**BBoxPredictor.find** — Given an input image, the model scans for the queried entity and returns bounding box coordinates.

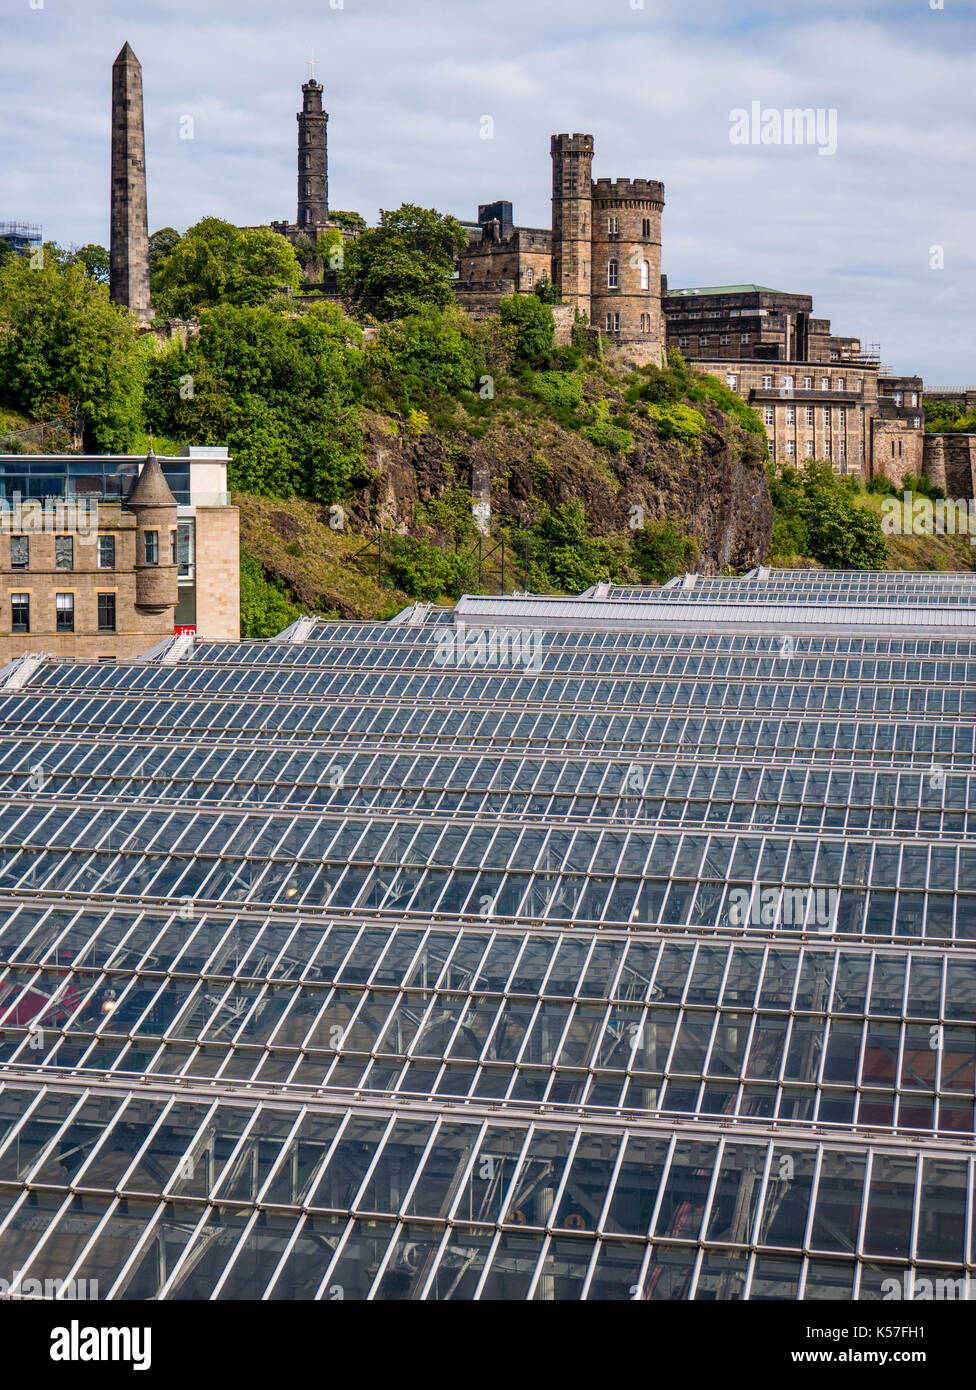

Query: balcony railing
[750,388,862,403]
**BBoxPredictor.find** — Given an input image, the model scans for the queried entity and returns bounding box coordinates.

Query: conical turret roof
[127,450,176,508]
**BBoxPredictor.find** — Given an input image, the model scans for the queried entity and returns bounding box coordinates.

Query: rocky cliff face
[353,396,773,573]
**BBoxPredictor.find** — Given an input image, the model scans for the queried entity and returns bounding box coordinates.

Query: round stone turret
[298,78,329,229]
[127,450,178,614]
[590,176,665,354]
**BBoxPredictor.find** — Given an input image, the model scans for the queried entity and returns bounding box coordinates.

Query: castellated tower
[110,43,153,323]
[590,176,665,359]
[551,134,594,313]
[297,79,329,230]
[550,136,665,363]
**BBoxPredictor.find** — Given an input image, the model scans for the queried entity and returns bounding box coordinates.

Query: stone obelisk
[110,42,153,323]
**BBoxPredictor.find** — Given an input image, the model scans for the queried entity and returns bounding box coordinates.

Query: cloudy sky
[2,0,973,382]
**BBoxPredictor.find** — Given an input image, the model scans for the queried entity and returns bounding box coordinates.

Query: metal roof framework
[0,569,974,1299]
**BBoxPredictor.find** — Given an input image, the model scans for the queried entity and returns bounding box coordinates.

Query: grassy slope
[236,491,414,619]
[0,405,35,433]
[857,492,976,572]
[774,491,976,572]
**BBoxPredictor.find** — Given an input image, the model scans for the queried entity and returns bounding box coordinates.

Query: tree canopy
[152,218,301,317]
[69,244,111,284]
[329,210,367,232]
[149,227,182,285]
[338,204,468,321]
[0,244,143,449]
[769,459,888,568]
[925,397,976,434]
[143,301,366,502]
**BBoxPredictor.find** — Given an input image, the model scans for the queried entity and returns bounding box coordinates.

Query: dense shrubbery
[643,401,705,444]
[382,536,481,602]
[0,245,144,450]
[769,460,888,568]
[362,307,484,410]
[527,370,584,415]
[152,219,301,317]
[901,472,947,502]
[517,501,634,592]
[580,398,634,454]
[924,399,976,434]
[240,548,303,638]
[626,351,767,451]
[144,302,367,502]
[631,518,700,583]
[498,294,556,364]
[694,373,767,438]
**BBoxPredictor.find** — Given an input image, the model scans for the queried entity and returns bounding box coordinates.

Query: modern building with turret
[0,448,239,661]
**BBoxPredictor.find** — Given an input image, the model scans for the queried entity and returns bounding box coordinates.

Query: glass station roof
[1,570,975,1300]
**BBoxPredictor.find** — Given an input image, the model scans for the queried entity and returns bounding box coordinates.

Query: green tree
[144,301,366,502]
[153,218,301,317]
[770,460,887,568]
[362,307,483,408]
[338,204,468,320]
[924,398,976,434]
[498,293,556,364]
[0,243,142,449]
[519,500,632,593]
[329,210,367,232]
[383,536,480,602]
[149,227,182,284]
[70,244,110,284]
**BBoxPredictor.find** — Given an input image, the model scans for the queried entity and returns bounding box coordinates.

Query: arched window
[640,259,650,290]
[527,268,534,287]
[608,260,619,289]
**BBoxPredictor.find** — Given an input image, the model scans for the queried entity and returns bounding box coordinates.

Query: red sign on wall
[174,625,197,637]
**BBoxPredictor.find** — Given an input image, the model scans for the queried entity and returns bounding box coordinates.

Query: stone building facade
[870,418,927,486]
[583,173,665,359]
[0,449,239,663]
[700,357,975,496]
[455,202,553,313]
[666,286,869,365]
[924,434,976,497]
[701,358,882,477]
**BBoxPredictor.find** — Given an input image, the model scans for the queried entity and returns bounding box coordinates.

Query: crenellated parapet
[592,176,666,205]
